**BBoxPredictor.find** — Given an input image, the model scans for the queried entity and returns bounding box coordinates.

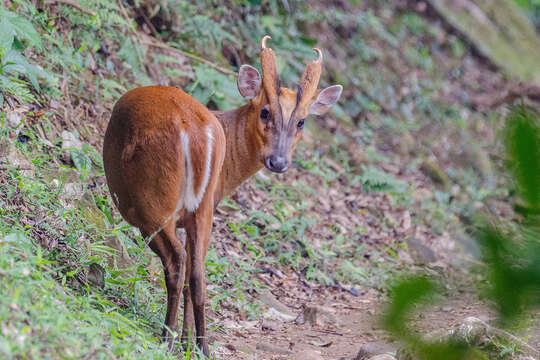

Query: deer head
[237,36,343,173]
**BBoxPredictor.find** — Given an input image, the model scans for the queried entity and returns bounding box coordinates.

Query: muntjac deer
[103,36,342,356]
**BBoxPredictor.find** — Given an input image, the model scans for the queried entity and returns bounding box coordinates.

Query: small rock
[61,130,83,150]
[295,305,337,327]
[442,306,453,312]
[61,150,72,165]
[397,250,414,265]
[294,350,324,360]
[222,319,242,329]
[258,290,296,321]
[395,347,414,360]
[255,342,293,355]
[7,111,23,128]
[59,183,86,208]
[405,238,438,265]
[87,263,105,288]
[261,320,278,331]
[453,317,488,344]
[354,341,399,359]
[349,286,360,296]
[0,138,34,175]
[104,236,134,270]
[264,307,297,322]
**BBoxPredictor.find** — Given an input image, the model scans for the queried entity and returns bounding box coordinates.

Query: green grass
[0,0,522,358]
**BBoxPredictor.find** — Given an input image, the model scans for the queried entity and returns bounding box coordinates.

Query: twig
[141,39,238,76]
[471,82,540,110]
[313,329,344,336]
[116,0,146,67]
[487,326,540,358]
[0,165,33,170]
[134,7,159,37]
[45,0,96,16]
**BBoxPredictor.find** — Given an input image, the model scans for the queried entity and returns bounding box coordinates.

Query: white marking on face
[177,126,214,212]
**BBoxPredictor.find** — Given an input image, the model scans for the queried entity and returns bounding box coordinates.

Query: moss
[420,157,451,187]
[428,0,540,84]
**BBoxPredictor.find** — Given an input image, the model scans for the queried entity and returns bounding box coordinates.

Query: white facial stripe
[176,125,214,212]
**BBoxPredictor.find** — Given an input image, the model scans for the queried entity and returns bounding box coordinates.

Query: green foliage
[504,106,540,212]
[478,105,540,323]
[0,7,50,103]
[2,1,537,359]
[359,165,408,193]
[383,276,436,335]
[182,15,237,51]
[0,232,176,359]
[191,64,243,109]
[513,0,540,11]
[383,106,540,359]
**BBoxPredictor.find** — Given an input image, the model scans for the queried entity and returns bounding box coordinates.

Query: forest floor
[1,1,539,359]
[212,281,495,359]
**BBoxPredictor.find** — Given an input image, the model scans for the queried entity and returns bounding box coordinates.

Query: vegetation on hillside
[0,0,539,359]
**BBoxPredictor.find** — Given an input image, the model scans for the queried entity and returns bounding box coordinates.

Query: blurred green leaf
[504,105,540,211]
[383,276,435,335]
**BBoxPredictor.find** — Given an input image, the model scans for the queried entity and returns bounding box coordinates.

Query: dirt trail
[212,289,494,359]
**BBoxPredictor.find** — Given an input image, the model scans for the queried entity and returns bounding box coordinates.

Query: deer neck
[213,104,263,202]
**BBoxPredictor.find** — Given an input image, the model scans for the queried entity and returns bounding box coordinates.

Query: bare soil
[212,289,495,359]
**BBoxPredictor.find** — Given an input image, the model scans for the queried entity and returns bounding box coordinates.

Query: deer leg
[146,223,186,351]
[184,200,214,357]
[181,240,195,346]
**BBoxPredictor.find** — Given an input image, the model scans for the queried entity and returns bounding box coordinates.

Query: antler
[297,48,323,112]
[260,36,283,125]
[261,35,271,49]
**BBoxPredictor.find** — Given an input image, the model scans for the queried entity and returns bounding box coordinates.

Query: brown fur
[103,42,337,358]
[103,86,225,355]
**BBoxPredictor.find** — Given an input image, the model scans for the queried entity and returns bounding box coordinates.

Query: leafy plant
[382,105,540,359]
[0,7,49,103]
[359,165,407,193]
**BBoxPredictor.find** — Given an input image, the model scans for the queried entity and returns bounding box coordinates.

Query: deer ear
[237,65,262,99]
[309,85,343,115]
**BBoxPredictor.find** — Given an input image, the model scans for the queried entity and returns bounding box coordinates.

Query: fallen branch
[45,0,96,16]
[471,82,540,110]
[141,39,238,77]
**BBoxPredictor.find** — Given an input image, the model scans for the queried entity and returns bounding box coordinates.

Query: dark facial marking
[260,107,270,125]
[296,85,303,105]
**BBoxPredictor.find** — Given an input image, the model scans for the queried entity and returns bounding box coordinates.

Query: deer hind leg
[184,197,214,357]
[181,239,195,346]
[181,224,213,347]
[145,221,186,351]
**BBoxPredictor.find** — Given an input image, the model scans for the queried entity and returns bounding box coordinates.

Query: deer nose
[265,155,289,173]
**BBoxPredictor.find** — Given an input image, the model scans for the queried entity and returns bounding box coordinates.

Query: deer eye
[297,119,305,129]
[260,108,270,122]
